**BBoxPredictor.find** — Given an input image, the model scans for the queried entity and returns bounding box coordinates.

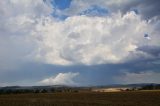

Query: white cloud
[39,72,79,85]
[32,11,160,65]
[0,0,52,36]
[115,71,160,84]
[0,0,53,70]
[0,0,160,67]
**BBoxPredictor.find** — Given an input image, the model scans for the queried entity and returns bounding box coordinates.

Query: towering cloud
[32,11,160,65]
[39,72,79,85]
[1,0,159,66]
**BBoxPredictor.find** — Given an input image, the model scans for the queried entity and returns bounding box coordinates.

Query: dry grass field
[0,91,160,106]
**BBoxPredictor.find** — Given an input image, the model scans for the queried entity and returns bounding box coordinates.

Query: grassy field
[0,91,160,106]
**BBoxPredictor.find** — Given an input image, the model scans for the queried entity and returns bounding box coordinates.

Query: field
[0,91,160,106]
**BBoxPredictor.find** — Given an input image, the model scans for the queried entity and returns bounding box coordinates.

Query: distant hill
[0,83,159,94]
[0,83,160,89]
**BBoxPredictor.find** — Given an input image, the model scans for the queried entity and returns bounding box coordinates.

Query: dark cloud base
[1,46,159,86]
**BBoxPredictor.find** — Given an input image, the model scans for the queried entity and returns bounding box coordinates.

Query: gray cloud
[115,71,160,84]
[137,45,160,57]
[64,0,160,20]
[0,51,159,86]
[118,0,160,20]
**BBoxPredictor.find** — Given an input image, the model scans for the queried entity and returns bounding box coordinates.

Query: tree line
[0,87,79,94]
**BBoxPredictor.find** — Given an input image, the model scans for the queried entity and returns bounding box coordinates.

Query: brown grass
[0,91,160,106]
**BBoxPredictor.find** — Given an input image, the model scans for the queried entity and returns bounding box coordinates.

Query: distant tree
[41,89,47,93]
[0,89,5,94]
[51,88,55,93]
[34,89,40,93]
[5,89,13,94]
[142,84,154,90]
[155,84,160,89]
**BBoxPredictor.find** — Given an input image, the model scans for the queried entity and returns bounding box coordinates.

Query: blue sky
[51,0,109,20]
[53,0,71,10]
[0,0,160,86]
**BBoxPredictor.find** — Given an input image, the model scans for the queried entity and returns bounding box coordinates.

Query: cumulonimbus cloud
[32,11,160,65]
[0,0,160,67]
[0,0,160,86]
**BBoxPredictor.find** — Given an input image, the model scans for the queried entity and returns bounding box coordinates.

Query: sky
[0,0,160,86]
